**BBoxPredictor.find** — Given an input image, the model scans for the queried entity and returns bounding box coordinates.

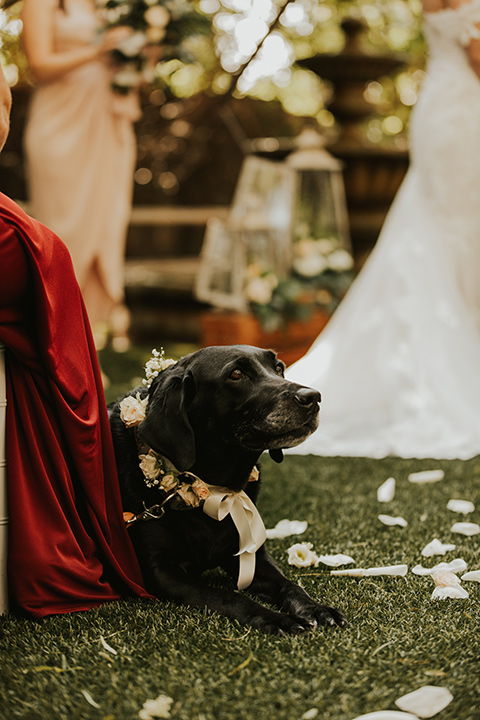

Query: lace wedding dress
[286,1,480,459]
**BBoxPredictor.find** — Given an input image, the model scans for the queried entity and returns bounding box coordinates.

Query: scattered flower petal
[395,686,453,718]
[408,469,444,484]
[332,564,408,577]
[266,519,308,539]
[287,542,320,568]
[350,712,418,720]
[364,564,408,577]
[138,694,174,720]
[412,558,467,576]
[461,570,480,582]
[318,553,355,567]
[431,585,469,599]
[450,521,480,536]
[331,567,365,577]
[377,477,396,503]
[431,569,460,587]
[100,635,117,655]
[302,709,319,720]
[447,499,475,514]
[81,690,101,709]
[378,514,408,527]
[421,538,456,557]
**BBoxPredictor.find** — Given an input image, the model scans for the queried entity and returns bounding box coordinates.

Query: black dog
[109,345,347,634]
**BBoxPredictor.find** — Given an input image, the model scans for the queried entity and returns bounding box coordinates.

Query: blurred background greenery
[0,0,425,206]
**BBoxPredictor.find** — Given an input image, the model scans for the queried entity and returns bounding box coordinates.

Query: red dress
[0,193,150,618]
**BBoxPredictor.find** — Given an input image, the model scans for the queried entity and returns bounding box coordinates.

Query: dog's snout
[294,387,321,408]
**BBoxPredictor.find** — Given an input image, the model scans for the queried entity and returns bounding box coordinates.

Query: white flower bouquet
[97,0,210,93]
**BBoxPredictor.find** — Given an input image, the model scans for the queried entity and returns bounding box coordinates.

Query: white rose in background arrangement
[245,276,274,305]
[327,249,354,272]
[315,238,337,255]
[119,394,148,427]
[293,254,328,278]
[295,238,319,258]
[287,542,320,568]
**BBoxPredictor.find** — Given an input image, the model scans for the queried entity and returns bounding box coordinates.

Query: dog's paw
[248,609,314,635]
[296,603,348,629]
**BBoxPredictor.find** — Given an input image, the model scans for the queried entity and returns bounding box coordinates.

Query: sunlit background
[0,0,426,207]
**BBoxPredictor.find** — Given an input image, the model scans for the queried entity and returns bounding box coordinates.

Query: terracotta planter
[201,309,330,367]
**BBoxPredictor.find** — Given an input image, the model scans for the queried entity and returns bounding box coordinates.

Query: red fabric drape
[0,193,151,618]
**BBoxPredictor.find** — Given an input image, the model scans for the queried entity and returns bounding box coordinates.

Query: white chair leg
[0,343,8,614]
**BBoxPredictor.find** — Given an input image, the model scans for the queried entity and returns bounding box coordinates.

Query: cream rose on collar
[119,393,148,428]
[139,450,162,482]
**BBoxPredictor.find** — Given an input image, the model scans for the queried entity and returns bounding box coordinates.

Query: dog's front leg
[140,559,315,635]
[247,547,348,629]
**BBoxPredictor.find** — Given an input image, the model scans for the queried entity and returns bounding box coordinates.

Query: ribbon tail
[237,552,256,591]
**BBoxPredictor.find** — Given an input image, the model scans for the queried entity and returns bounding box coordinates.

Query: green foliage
[1,453,479,719]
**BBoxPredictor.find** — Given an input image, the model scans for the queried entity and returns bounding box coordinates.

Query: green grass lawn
[1,347,479,720]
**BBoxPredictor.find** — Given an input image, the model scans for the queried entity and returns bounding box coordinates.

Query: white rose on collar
[139,451,162,481]
[120,393,148,428]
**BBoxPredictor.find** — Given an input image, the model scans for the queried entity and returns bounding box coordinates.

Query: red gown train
[0,192,150,618]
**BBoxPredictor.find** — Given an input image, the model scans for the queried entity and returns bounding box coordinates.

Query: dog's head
[137,345,320,473]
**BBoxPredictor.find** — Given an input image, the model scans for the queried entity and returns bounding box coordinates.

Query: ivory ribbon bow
[203,486,267,590]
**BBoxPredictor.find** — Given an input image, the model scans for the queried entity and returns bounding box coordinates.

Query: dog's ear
[137,369,196,471]
[269,449,284,463]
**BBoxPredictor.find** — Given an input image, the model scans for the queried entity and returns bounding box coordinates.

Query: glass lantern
[195,129,352,317]
[195,155,291,312]
[286,127,350,254]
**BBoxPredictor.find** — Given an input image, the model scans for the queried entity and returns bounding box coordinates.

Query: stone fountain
[298,18,410,264]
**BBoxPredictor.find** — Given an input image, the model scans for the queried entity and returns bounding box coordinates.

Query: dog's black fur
[109,345,347,634]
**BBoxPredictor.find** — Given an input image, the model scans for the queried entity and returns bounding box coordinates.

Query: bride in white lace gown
[286,0,480,459]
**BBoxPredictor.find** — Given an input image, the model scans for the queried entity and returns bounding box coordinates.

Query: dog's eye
[275,363,284,376]
[229,368,244,380]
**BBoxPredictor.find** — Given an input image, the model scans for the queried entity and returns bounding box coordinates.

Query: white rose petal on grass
[301,709,319,720]
[138,694,174,720]
[447,499,475,514]
[351,711,419,720]
[266,519,308,539]
[331,567,365,577]
[377,477,396,502]
[378,514,408,527]
[287,543,320,568]
[431,585,469,600]
[331,564,408,577]
[421,538,456,557]
[461,569,480,582]
[450,521,480,536]
[412,558,467,576]
[318,553,355,567]
[430,569,461,587]
[99,635,117,655]
[395,686,453,718]
[408,469,444,484]
[81,690,101,709]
